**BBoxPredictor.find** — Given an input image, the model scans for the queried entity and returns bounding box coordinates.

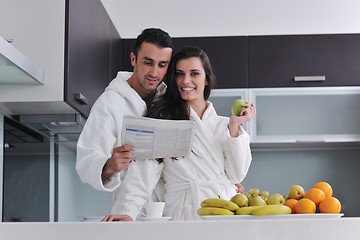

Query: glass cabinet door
[208,89,249,131]
[249,87,360,143]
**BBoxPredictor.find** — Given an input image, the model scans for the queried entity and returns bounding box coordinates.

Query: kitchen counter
[1,217,359,240]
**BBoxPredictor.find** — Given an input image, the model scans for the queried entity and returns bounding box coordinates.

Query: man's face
[131,42,172,95]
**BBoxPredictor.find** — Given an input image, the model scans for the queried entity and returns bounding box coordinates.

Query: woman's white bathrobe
[76,71,166,198]
[111,102,252,220]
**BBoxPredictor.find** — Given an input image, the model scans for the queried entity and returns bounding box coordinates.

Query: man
[76,28,173,195]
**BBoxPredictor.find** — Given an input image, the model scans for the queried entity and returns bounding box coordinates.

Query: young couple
[76,28,256,221]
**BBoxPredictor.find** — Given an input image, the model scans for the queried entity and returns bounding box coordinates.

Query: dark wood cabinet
[248,34,360,88]
[173,37,248,89]
[121,37,248,88]
[65,0,122,117]
[115,34,360,95]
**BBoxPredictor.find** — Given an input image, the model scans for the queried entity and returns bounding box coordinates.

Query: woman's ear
[130,52,136,67]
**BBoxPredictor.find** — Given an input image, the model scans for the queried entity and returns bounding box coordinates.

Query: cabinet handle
[75,93,89,105]
[294,76,326,82]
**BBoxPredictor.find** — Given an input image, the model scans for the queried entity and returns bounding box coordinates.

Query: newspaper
[121,115,195,160]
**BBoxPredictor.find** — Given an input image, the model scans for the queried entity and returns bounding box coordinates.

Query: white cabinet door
[208,89,250,131]
[249,87,360,143]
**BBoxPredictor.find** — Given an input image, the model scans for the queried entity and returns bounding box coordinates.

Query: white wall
[101,0,360,38]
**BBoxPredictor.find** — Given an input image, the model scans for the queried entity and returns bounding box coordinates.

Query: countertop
[1,217,359,240]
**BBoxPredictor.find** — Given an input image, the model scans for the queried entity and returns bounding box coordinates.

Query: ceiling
[100,0,360,39]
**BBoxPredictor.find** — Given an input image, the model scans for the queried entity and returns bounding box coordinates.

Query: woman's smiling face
[175,57,208,105]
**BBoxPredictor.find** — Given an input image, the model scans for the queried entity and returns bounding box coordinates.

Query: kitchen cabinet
[248,86,360,144]
[0,0,122,118]
[122,36,248,88]
[65,0,122,116]
[208,87,360,146]
[173,37,248,89]
[248,34,360,88]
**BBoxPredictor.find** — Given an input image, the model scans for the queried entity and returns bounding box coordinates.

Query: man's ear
[130,52,136,67]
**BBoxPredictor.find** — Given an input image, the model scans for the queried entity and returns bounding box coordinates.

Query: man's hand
[101,145,136,182]
[235,183,245,193]
[101,215,133,222]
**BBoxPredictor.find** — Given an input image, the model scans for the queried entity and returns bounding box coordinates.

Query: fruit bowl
[201,213,344,220]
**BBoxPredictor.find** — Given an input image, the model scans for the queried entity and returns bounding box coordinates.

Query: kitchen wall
[243,149,360,217]
[101,0,360,38]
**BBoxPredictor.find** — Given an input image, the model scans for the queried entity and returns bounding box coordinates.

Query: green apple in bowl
[231,99,250,116]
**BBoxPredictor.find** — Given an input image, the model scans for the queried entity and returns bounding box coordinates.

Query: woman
[104,46,256,221]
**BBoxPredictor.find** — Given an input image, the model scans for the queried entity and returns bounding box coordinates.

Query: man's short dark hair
[133,28,173,58]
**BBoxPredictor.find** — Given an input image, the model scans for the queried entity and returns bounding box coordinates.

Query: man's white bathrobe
[111,102,252,220]
[76,71,166,201]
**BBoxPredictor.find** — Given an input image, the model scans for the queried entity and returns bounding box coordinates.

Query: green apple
[231,193,249,208]
[288,185,305,200]
[249,195,267,206]
[266,193,285,205]
[231,99,250,116]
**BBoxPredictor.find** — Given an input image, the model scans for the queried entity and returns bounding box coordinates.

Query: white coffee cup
[140,202,165,218]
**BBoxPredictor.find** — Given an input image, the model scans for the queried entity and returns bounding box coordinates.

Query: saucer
[138,216,172,222]
[82,216,104,222]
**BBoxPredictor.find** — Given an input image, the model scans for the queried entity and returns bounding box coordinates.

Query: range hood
[18,114,86,142]
[0,36,44,85]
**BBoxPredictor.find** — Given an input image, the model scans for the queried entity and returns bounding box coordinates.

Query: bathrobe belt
[166,177,233,218]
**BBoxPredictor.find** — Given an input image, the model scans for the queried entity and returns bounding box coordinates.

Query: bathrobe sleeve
[110,159,164,221]
[76,92,127,192]
[223,125,252,184]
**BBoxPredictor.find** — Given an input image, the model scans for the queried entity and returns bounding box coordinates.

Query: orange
[285,199,298,214]
[319,197,341,213]
[313,182,333,198]
[304,188,326,206]
[294,198,316,214]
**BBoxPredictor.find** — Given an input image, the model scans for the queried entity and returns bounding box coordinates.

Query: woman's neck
[189,100,207,119]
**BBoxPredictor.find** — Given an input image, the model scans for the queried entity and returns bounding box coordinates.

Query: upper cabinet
[65,0,122,117]
[122,36,248,88]
[172,37,248,89]
[247,86,360,146]
[248,34,360,88]
[0,0,122,118]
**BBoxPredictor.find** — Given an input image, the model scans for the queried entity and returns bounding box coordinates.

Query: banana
[236,206,263,215]
[200,198,240,211]
[197,207,235,216]
[251,205,292,216]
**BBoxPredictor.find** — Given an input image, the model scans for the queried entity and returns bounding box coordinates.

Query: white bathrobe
[111,102,252,220]
[76,72,166,199]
